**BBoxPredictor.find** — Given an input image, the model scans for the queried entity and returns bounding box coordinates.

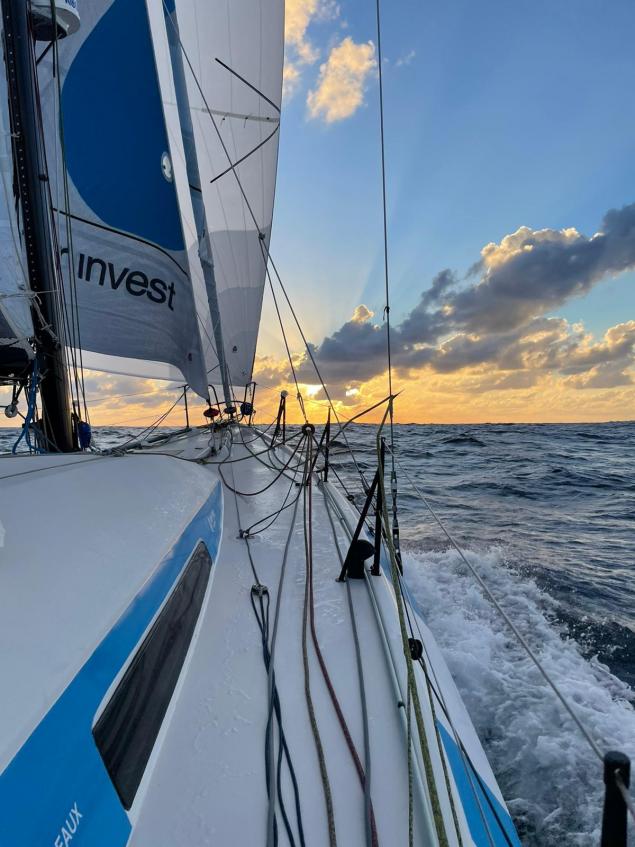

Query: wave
[441,435,487,446]
[403,545,635,846]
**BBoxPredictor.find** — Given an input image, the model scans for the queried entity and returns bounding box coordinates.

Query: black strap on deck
[337,449,386,582]
[272,391,287,443]
[322,411,331,482]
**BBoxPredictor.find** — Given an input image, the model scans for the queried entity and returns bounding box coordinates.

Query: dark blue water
[2,421,633,844]
[335,422,635,683]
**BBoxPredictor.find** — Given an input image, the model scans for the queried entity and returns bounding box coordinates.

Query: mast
[162,5,233,413]
[2,0,73,450]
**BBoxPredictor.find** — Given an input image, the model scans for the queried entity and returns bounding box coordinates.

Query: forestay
[37,0,213,397]
[173,0,284,387]
[0,42,34,373]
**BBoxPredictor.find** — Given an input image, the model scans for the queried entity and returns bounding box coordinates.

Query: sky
[4,0,635,428]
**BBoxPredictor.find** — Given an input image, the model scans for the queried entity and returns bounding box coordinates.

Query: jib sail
[167,0,284,387]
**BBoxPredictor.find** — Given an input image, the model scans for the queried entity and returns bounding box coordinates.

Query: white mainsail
[0,43,34,369]
[37,0,215,397]
[171,0,284,387]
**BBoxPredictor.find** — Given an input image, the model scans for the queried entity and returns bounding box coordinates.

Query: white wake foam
[403,545,635,846]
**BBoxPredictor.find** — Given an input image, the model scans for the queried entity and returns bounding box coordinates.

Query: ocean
[1,421,633,845]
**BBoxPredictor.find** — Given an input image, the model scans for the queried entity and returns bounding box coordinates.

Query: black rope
[249,586,305,847]
[225,432,307,847]
[218,434,304,497]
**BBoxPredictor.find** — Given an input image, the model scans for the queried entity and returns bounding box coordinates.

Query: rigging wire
[373,0,395,456]
[265,264,306,421]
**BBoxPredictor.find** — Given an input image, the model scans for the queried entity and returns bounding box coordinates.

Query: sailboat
[0,2,629,845]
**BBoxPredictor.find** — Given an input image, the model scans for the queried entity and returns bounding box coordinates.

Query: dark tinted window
[93,542,212,809]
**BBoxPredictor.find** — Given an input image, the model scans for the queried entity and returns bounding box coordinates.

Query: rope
[396,569,498,845]
[203,429,303,465]
[386,444,606,763]
[301,435,337,847]
[218,434,304,497]
[616,772,635,825]
[12,361,42,454]
[376,405,450,847]
[238,436,304,536]
[265,475,304,847]
[102,391,187,454]
[322,486,379,847]
[0,453,109,481]
[227,437,307,847]
[406,681,413,847]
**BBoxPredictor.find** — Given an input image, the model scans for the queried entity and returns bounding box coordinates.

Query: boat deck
[130,426,428,845]
[0,425,519,846]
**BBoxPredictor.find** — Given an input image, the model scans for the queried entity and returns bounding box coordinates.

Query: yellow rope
[375,403,450,847]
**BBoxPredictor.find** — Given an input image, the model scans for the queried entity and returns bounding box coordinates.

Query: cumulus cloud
[351,304,374,322]
[293,202,635,393]
[455,205,635,334]
[283,0,339,100]
[307,37,376,123]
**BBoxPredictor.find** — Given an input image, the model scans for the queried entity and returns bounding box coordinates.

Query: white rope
[615,772,635,825]
[386,445,606,762]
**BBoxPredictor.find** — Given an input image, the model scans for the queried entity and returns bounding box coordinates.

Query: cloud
[283,0,340,100]
[292,202,635,393]
[307,37,376,123]
[395,49,416,68]
[351,304,374,322]
[454,204,635,334]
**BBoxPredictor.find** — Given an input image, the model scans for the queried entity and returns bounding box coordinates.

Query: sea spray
[404,545,635,846]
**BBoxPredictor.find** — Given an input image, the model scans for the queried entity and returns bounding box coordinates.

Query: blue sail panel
[38,0,209,397]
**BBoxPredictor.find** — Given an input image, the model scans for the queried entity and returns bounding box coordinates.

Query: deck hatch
[93,542,212,810]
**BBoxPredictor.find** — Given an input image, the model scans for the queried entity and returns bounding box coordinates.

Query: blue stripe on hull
[438,721,521,846]
[0,482,223,846]
[377,549,520,845]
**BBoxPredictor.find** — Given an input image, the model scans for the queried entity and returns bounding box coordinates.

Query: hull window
[93,542,212,810]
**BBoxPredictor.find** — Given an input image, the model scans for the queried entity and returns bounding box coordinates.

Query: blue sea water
[1,421,633,845]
